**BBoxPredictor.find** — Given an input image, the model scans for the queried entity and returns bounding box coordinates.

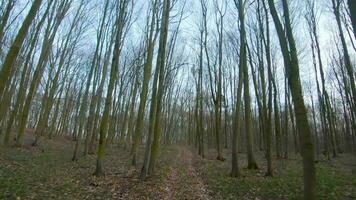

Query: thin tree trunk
[147,0,171,176]
[94,0,129,176]
[0,0,43,98]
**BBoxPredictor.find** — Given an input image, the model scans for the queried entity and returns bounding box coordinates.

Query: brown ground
[1,130,355,200]
[163,146,211,200]
[0,130,212,200]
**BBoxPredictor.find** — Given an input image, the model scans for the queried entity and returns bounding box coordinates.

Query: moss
[198,156,356,200]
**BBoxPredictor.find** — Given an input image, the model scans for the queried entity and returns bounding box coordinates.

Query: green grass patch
[198,156,356,200]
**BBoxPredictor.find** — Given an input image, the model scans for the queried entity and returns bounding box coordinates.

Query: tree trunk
[147,0,171,176]
[267,0,316,198]
[0,0,43,98]
[94,0,128,176]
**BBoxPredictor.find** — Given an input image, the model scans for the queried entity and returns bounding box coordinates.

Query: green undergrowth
[197,152,356,200]
[0,146,86,199]
[1,138,355,200]
[0,139,173,200]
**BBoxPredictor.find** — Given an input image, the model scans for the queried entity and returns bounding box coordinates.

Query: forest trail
[0,133,215,200]
[163,146,211,200]
[1,133,356,199]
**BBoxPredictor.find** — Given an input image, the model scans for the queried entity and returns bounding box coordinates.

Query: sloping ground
[0,132,355,200]
[0,132,212,199]
[0,139,165,199]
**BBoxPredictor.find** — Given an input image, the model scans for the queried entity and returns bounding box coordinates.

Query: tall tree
[2,2,52,145]
[267,0,316,199]
[94,0,130,176]
[234,0,259,169]
[131,0,159,166]
[0,0,43,99]
[331,0,356,116]
[0,0,15,51]
[147,0,171,176]
[17,0,72,147]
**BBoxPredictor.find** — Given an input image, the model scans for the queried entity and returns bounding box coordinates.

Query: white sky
[2,0,356,109]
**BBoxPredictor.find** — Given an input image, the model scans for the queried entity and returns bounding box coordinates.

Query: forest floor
[0,130,356,200]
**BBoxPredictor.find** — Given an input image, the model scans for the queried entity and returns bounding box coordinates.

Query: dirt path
[165,166,179,199]
[164,146,211,200]
[1,133,211,200]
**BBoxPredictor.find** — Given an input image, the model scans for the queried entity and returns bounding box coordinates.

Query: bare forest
[0,0,356,199]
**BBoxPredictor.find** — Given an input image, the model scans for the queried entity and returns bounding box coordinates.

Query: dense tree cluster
[0,0,355,199]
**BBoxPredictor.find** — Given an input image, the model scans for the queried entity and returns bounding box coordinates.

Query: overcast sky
[3,0,356,107]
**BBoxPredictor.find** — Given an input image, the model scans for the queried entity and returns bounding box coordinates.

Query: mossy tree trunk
[0,0,15,54]
[147,0,171,176]
[2,3,51,145]
[94,0,129,176]
[267,0,316,199]
[131,0,159,166]
[17,1,70,147]
[231,33,243,177]
[235,0,259,170]
[0,0,43,99]
[34,3,83,145]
